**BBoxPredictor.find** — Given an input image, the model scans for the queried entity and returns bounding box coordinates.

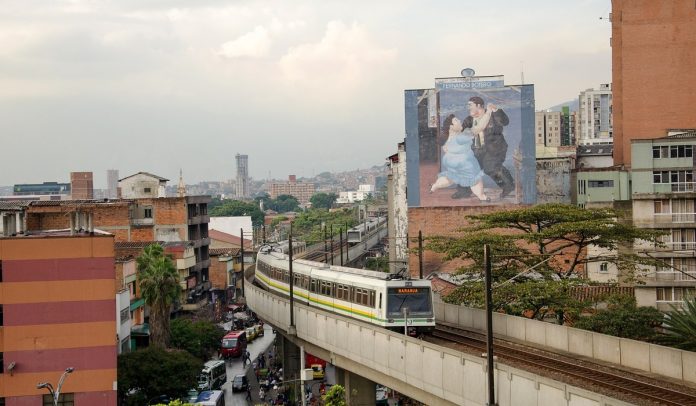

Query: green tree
[138,244,180,348]
[573,295,663,341]
[118,347,202,406]
[322,384,347,406]
[310,192,338,209]
[426,204,665,323]
[210,199,264,226]
[170,318,226,361]
[269,194,301,212]
[658,298,696,350]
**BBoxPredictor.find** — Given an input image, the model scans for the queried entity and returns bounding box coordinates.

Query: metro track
[428,325,696,406]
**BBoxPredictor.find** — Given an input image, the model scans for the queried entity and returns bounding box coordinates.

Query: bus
[220,330,247,358]
[198,360,227,391]
[195,390,225,406]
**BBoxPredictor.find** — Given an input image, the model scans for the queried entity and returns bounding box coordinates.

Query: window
[0,260,3,282]
[653,145,694,159]
[43,393,74,406]
[144,187,152,193]
[599,263,608,273]
[654,199,670,214]
[120,307,130,324]
[144,207,153,219]
[578,180,586,195]
[588,180,614,188]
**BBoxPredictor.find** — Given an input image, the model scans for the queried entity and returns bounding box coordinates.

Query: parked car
[246,326,257,342]
[231,375,249,392]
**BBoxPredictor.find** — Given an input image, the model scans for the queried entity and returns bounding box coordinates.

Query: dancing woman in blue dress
[430,114,489,201]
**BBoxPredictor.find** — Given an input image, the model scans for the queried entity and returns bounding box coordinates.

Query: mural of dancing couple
[405,75,536,208]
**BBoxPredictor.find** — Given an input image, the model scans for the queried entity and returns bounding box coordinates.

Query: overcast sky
[0,0,611,188]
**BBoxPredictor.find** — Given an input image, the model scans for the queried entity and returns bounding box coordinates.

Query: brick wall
[209,255,230,290]
[408,205,585,279]
[151,198,187,225]
[613,0,696,167]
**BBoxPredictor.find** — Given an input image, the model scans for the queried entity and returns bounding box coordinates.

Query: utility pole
[418,230,424,279]
[340,227,344,266]
[240,227,245,299]
[484,244,497,406]
[323,223,328,263]
[330,224,334,265]
[289,223,295,328]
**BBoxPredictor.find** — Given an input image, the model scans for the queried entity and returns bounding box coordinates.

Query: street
[218,322,276,406]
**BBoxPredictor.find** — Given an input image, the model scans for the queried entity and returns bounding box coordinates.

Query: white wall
[210,216,253,237]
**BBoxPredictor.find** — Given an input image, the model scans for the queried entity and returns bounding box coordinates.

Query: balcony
[181,296,209,311]
[188,214,210,225]
[131,218,154,226]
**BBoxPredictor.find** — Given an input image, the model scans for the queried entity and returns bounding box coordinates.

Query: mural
[405,76,536,207]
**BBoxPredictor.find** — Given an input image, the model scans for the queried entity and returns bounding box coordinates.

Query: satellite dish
[461,68,476,77]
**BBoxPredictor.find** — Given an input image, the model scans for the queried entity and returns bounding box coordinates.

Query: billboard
[405,76,536,207]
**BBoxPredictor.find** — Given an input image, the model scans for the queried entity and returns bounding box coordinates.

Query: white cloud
[278,21,397,89]
[217,26,272,59]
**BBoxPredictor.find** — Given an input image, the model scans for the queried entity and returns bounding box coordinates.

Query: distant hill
[544,99,579,112]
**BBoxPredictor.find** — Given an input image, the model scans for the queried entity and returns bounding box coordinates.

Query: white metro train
[346,216,387,244]
[255,244,435,336]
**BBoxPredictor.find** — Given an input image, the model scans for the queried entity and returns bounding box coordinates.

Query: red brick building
[612,0,696,167]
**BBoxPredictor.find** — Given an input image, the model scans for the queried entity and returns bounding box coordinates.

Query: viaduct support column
[335,367,376,406]
[280,335,302,400]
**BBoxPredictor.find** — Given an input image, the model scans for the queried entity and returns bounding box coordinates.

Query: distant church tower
[236,154,249,198]
[177,169,186,197]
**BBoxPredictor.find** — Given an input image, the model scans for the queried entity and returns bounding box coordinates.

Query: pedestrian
[259,387,266,402]
[245,385,252,401]
[255,367,260,382]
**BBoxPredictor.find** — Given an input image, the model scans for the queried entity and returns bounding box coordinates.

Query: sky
[0,0,612,189]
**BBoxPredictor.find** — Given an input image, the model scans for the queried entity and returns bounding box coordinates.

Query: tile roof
[29,199,133,207]
[210,248,241,256]
[115,241,163,249]
[570,285,634,301]
[209,229,252,246]
[0,200,31,211]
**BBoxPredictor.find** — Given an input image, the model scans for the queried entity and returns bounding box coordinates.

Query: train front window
[386,287,432,317]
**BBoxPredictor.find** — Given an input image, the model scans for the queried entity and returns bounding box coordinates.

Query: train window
[370,291,375,307]
[378,293,382,309]
[310,279,316,293]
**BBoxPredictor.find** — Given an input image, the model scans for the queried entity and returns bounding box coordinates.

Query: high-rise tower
[235,154,249,198]
[107,169,119,198]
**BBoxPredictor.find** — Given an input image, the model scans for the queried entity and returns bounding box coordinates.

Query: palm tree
[659,298,696,351]
[137,244,180,348]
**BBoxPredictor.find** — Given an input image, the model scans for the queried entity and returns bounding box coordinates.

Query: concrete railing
[435,298,696,385]
[246,281,631,406]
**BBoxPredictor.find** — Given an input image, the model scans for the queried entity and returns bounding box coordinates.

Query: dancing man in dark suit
[462,96,515,198]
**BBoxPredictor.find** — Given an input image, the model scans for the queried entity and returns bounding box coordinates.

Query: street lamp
[37,367,75,406]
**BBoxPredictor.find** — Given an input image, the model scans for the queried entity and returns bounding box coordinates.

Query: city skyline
[0,0,612,188]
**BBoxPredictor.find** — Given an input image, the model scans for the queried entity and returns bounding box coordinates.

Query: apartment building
[577,84,612,146]
[0,230,117,405]
[630,134,696,309]
[268,175,316,205]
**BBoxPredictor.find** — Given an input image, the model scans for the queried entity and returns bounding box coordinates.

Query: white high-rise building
[577,84,613,145]
[235,154,249,198]
[107,169,119,199]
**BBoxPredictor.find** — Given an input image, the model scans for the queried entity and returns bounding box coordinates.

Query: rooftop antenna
[520,61,525,85]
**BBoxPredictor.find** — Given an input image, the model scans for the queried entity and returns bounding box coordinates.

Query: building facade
[107,169,119,199]
[268,175,316,205]
[386,143,409,273]
[118,172,168,199]
[0,231,117,405]
[70,172,94,200]
[612,0,696,166]
[577,84,613,146]
[235,154,249,199]
[630,134,696,309]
